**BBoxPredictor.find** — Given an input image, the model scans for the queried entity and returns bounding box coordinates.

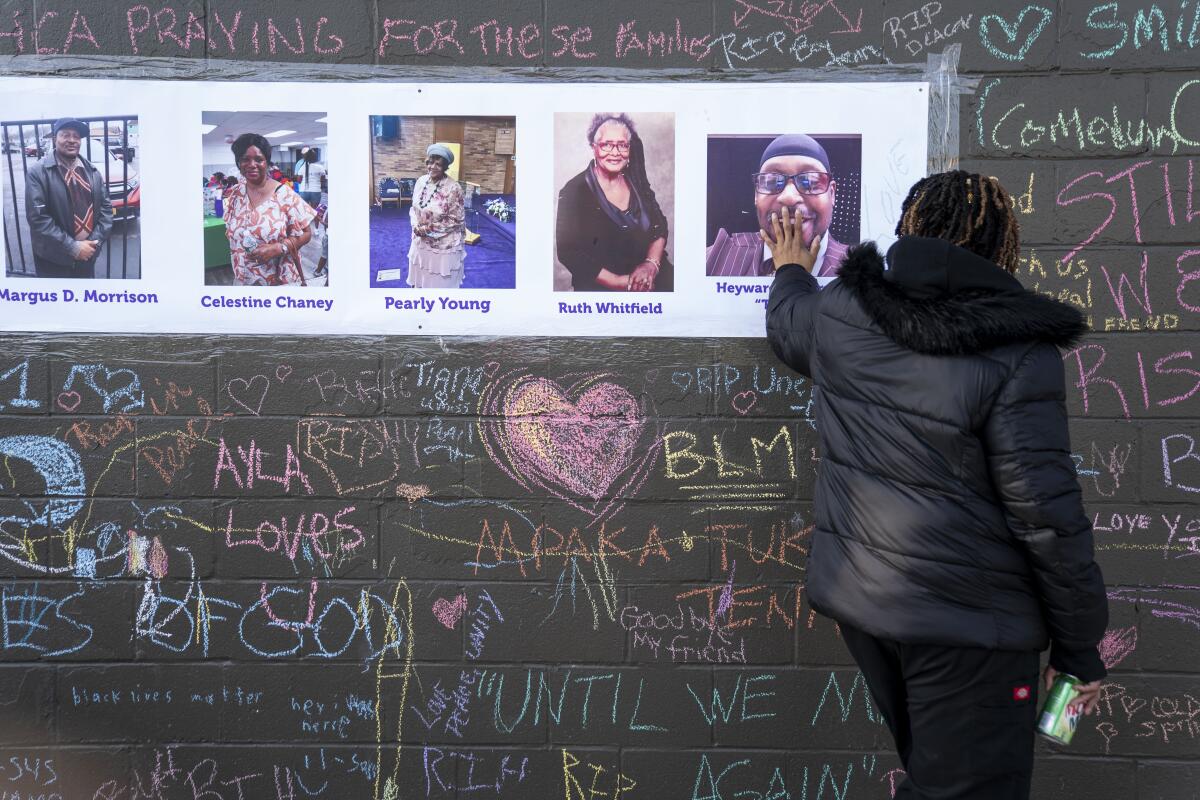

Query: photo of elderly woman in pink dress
[369,115,517,290]
[408,143,466,289]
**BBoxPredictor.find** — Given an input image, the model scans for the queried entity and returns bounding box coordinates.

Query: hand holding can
[1038,672,1082,745]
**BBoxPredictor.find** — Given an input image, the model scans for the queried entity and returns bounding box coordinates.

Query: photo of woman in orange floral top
[224,133,315,287]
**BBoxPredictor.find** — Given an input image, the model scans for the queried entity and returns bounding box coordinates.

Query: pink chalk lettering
[378,18,462,57]
[1056,158,1198,266]
[126,6,150,54]
[378,18,415,56]
[469,20,539,59]
[224,506,363,562]
[732,0,863,35]
[28,9,101,55]
[153,8,183,49]
[550,24,597,59]
[615,18,711,61]
[1064,344,1130,419]
[469,18,499,52]
[1189,159,1200,223]
[260,578,319,629]
[214,436,245,490]
[1163,162,1177,226]
[183,11,205,50]
[1136,352,1151,410]
[267,17,304,55]
[517,22,541,58]
[0,11,25,53]
[1177,249,1200,313]
[211,9,241,53]
[1154,351,1200,407]
[212,436,314,495]
[1104,159,1154,244]
[1099,251,1152,320]
[1056,170,1116,264]
[312,17,343,55]
[437,19,465,54]
[35,11,58,54]
[616,20,644,58]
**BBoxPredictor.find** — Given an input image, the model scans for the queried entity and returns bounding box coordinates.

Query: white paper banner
[1,78,928,336]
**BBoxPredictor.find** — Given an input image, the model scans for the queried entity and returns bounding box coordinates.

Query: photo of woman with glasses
[705,133,860,279]
[554,112,674,292]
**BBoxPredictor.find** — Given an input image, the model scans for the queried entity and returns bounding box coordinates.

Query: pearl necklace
[418,176,442,208]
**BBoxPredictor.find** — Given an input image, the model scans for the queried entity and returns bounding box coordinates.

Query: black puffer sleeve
[982,343,1108,682]
[766,265,821,378]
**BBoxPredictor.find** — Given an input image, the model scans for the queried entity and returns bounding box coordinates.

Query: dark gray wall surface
[1,1,1199,797]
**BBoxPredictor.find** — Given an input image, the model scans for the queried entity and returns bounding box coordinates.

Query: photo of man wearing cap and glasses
[706,133,861,279]
[4,117,127,279]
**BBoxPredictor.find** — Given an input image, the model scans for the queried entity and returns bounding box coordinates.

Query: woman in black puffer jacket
[765,171,1108,800]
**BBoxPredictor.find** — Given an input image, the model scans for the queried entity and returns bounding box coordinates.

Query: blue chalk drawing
[0,435,86,528]
[61,364,145,414]
[1,583,94,656]
[979,6,1053,62]
[0,360,41,411]
[75,548,97,579]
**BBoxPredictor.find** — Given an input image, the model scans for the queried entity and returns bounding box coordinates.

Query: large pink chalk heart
[500,377,643,501]
[478,371,660,524]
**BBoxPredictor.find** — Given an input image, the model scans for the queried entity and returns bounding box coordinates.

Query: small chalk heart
[276,365,293,383]
[57,391,82,412]
[432,594,468,630]
[731,390,758,415]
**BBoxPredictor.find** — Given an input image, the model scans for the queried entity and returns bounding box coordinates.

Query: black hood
[836,236,1088,355]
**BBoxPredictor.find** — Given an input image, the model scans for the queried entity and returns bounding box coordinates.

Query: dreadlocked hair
[895,170,1022,273]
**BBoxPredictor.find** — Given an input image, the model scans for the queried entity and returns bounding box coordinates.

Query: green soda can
[1038,673,1082,745]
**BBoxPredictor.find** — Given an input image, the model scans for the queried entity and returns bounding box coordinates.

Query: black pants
[34,255,97,279]
[840,622,1040,800]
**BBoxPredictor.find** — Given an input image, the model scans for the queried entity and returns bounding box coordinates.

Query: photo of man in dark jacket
[764,171,1109,799]
[25,118,113,279]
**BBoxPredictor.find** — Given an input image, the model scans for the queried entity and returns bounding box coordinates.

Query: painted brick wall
[0,1,1197,798]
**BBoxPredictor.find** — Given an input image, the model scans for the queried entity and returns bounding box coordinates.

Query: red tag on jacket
[1013,685,1031,702]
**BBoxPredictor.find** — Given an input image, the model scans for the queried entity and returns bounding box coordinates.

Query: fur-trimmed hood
[836,236,1088,355]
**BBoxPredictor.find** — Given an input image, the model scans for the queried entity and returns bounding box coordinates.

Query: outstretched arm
[982,344,1109,684]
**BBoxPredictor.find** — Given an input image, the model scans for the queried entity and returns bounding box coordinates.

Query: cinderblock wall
[0,1,1197,797]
